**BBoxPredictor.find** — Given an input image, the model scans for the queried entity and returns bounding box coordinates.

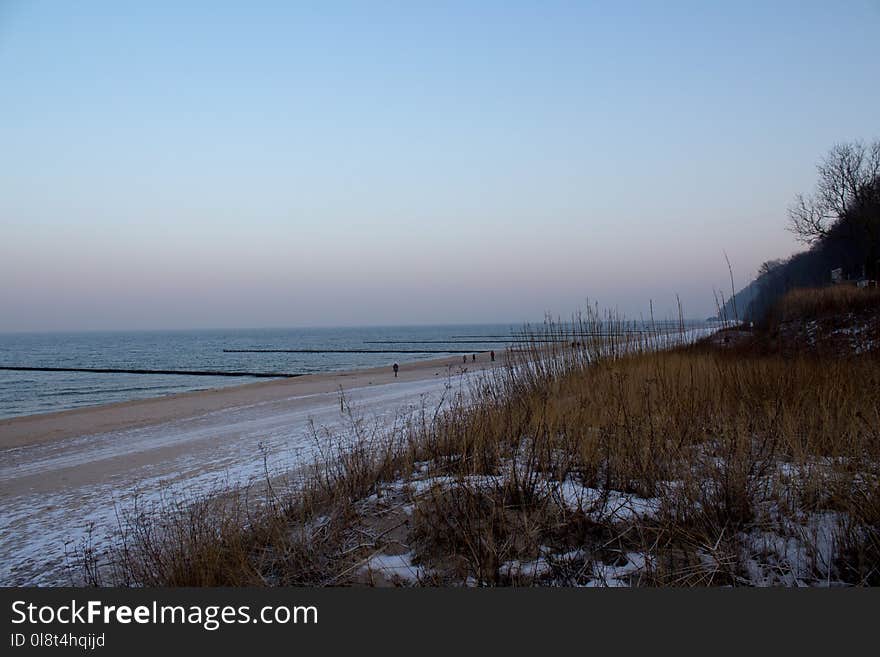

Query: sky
[1,1,878,331]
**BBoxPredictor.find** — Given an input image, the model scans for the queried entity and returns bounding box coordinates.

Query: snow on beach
[0,326,719,586]
[348,451,862,587]
[0,372,470,586]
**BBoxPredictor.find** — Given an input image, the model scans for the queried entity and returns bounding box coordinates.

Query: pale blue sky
[1,1,878,330]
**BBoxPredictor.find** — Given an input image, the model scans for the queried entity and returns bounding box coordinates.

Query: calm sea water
[0,325,519,419]
[0,320,714,419]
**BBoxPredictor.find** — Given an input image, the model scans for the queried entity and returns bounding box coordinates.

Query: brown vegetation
[774,285,880,323]
[72,297,880,587]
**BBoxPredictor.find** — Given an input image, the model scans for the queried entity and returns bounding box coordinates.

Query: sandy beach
[0,352,501,450]
[0,352,502,585]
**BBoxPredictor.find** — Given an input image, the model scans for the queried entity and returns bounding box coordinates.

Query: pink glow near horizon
[2,2,877,330]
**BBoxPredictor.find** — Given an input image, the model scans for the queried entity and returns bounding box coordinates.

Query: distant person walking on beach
[490,350,495,362]
[472,354,476,362]
[392,362,399,378]
[462,355,467,364]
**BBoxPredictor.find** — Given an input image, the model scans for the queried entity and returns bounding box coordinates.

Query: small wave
[38,385,181,398]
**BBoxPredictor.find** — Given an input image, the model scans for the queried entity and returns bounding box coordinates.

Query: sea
[0,324,521,419]
[0,320,715,420]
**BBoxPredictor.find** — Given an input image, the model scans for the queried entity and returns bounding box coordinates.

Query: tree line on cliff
[721,139,880,323]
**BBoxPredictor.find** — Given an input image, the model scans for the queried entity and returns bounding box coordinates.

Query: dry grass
[774,285,880,323]
[761,286,880,358]
[71,302,880,587]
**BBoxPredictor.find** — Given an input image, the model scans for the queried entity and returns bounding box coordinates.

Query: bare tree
[788,139,880,243]
[757,258,786,278]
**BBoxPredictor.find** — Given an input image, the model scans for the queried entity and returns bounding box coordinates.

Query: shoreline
[0,348,504,585]
[0,351,504,450]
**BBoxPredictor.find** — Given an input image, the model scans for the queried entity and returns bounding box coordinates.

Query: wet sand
[0,352,503,450]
